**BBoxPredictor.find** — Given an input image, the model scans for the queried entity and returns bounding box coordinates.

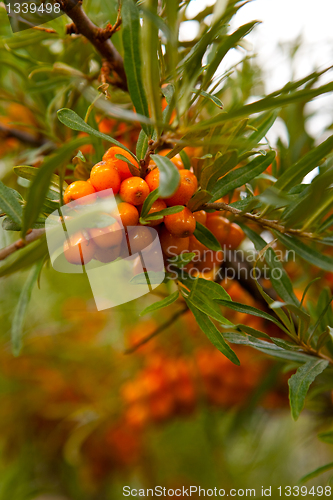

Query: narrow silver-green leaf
[122,0,152,137]
[0,181,23,225]
[288,359,329,420]
[210,151,275,202]
[140,291,179,316]
[193,221,221,252]
[185,299,240,365]
[150,154,180,197]
[11,259,44,356]
[57,109,137,160]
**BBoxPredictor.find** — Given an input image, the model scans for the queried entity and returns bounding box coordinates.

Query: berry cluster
[62,144,245,273]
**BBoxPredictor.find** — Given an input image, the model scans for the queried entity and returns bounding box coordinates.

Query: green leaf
[180,277,232,325]
[21,137,89,238]
[187,191,212,212]
[130,271,165,285]
[318,430,333,444]
[193,221,221,251]
[185,299,240,365]
[202,21,259,89]
[179,150,191,170]
[215,299,290,332]
[277,232,333,272]
[57,109,137,160]
[142,0,163,137]
[0,236,48,279]
[168,253,196,268]
[150,154,180,197]
[193,81,333,131]
[14,165,68,194]
[210,151,275,202]
[288,359,329,420]
[240,224,299,306]
[11,260,44,356]
[200,150,238,191]
[142,205,184,222]
[140,189,160,219]
[115,154,140,176]
[275,135,333,191]
[223,332,314,363]
[136,129,149,160]
[0,180,23,225]
[140,291,179,316]
[122,0,152,137]
[300,462,333,484]
[192,89,223,108]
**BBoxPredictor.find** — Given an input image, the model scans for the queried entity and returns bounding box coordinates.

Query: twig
[59,0,127,91]
[203,202,316,240]
[0,124,50,148]
[0,229,45,262]
[124,305,188,354]
[140,137,164,177]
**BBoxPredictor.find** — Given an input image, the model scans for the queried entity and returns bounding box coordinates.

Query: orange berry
[98,117,116,134]
[226,223,244,249]
[89,221,123,248]
[93,245,121,263]
[160,226,190,257]
[164,207,196,238]
[158,149,183,170]
[193,210,207,226]
[120,177,150,205]
[116,202,139,227]
[63,180,96,204]
[90,161,121,193]
[63,232,96,265]
[103,146,139,181]
[145,168,159,192]
[206,215,230,246]
[197,250,223,272]
[127,226,155,254]
[189,234,209,259]
[146,199,167,226]
[165,169,198,206]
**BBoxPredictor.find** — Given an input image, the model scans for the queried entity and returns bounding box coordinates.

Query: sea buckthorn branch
[0,228,45,262]
[204,202,315,240]
[55,0,127,91]
[0,123,52,149]
[124,305,188,354]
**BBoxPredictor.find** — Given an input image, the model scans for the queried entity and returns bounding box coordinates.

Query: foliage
[0,0,333,488]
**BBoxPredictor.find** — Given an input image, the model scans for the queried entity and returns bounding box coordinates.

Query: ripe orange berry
[164,207,196,238]
[127,226,155,254]
[226,222,244,249]
[89,221,123,249]
[197,250,224,272]
[90,161,121,194]
[160,226,190,257]
[103,146,139,181]
[120,177,150,205]
[63,180,96,204]
[165,169,198,207]
[145,168,159,192]
[146,199,167,226]
[193,210,207,226]
[63,232,96,265]
[93,245,121,263]
[206,214,230,246]
[98,117,116,134]
[189,234,209,259]
[116,202,139,227]
[158,149,183,170]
